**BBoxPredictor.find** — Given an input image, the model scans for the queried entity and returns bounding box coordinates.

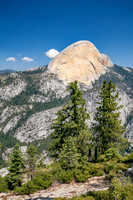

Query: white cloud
[22,57,33,62]
[45,49,59,58]
[6,57,16,62]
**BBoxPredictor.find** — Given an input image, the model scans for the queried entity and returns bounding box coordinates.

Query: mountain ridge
[0,41,133,165]
[0,69,15,74]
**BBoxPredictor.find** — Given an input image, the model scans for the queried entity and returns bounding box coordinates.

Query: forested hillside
[0,64,133,166]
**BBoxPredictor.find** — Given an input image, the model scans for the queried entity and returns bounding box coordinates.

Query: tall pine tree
[93,80,126,155]
[26,144,37,180]
[50,81,91,159]
[8,144,25,190]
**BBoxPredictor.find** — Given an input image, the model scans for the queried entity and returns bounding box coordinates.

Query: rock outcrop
[48,41,113,85]
[0,176,109,199]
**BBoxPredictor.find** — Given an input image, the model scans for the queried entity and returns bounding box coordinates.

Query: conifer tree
[26,144,37,180]
[50,109,67,157]
[50,81,91,158]
[8,144,25,190]
[93,80,126,155]
[59,136,80,170]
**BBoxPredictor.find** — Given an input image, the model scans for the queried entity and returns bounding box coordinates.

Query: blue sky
[0,0,133,71]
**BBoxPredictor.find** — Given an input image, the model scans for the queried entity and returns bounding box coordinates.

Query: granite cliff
[48,41,113,85]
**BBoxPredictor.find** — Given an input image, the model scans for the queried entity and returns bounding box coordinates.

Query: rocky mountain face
[48,41,113,85]
[0,41,133,164]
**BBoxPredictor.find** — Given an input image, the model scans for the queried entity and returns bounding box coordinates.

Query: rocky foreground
[0,176,109,200]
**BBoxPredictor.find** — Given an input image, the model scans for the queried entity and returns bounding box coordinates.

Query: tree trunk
[95,147,98,161]
[88,149,91,161]
[102,147,104,154]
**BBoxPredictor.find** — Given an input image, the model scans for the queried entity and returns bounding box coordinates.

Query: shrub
[15,171,54,194]
[56,169,74,183]
[49,162,62,175]
[108,178,133,200]
[87,183,133,200]
[88,163,104,176]
[104,161,128,175]
[34,171,53,182]
[119,184,133,200]
[33,171,53,189]
[74,163,104,182]
[123,152,133,163]
[0,176,8,193]
[74,168,92,182]
[87,190,110,200]
[15,181,37,194]
[99,148,123,163]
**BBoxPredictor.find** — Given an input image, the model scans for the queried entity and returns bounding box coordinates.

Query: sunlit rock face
[48,41,114,85]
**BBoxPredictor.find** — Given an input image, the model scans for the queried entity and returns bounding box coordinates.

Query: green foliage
[36,158,46,168]
[93,80,127,154]
[7,144,25,190]
[74,163,104,182]
[56,169,74,183]
[49,162,62,175]
[15,180,37,194]
[10,86,41,105]
[49,162,74,183]
[26,144,37,180]
[123,152,133,163]
[109,177,133,200]
[15,171,53,194]
[59,136,80,170]
[86,180,133,200]
[51,161,102,184]
[99,148,123,162]
[87,190,111,200]
[74,168,92,182]
[0,176,9,193]
[50,80,91,159]
[33,171,53,188]
[104,161,128,177]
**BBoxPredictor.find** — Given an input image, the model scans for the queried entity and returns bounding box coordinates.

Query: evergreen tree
[8,144,25,190]
[59,136,80,170]
[50,81,91,158]
[50,109,67,157]
[93,80,126,155]
[26,144,37,180]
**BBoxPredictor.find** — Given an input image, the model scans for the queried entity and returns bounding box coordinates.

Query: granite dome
[48,41,113,85]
